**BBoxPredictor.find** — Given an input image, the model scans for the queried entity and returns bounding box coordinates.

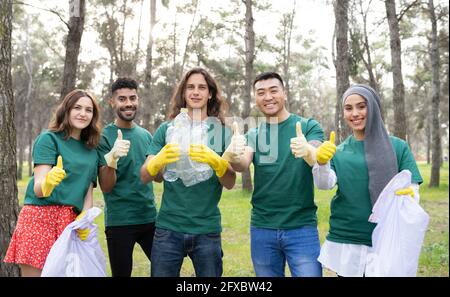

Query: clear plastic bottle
[163,108,190,182]
[189,118,213,184]
[163,108,213,186]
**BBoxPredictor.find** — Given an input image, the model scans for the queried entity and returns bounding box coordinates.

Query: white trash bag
[42,207,107,277]
[365,170,429,277]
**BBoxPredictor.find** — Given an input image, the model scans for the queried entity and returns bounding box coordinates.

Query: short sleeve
[97,133,112,167]
[397,140,423,185]
[32,132,58,166]
[246,128,257,152]
[91,158,99,188]
[222,126,232,156]
[147,123,167,156]
[304,118,324,142]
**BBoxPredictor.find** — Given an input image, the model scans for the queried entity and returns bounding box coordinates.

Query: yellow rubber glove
[75,211,90,241]
[290,122,317,166]
[41,156,66,197]
[189,144,229,178]
[222,122,246,164]
[104,129,131,169]
[146,143,180,177]
[316,131,336,165]
[395,186,415,198]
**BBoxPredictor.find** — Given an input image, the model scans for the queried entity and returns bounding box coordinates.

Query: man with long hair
[140,68,236,277]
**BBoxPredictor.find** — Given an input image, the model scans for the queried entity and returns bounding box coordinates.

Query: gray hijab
[342,84,397,206]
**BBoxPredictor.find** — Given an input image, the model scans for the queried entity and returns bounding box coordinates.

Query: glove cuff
[222,151,239,163]
[214,158,229,178]
[104,151,118,170]
[304,145,317,167]
[146,157,161,177]
[41,181,54,197]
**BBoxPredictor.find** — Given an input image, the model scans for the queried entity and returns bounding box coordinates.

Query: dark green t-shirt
[147,119,231,234]
[97,123,157,227]
[328,135,423,246]
[24,131,98,213]
[246,114,324,229]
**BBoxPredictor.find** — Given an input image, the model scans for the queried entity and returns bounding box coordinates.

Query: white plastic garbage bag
[365,170,429,277]
[42,207,107,277]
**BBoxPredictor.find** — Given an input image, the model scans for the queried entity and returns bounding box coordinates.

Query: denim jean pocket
[154,228,170,239]
[205,232,221,241]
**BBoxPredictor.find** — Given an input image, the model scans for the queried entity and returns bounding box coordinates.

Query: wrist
[146,157,162,177]
[304,145,317,166]
[41,182,54,197]
[213,157,229,177]
[104,151,118,169]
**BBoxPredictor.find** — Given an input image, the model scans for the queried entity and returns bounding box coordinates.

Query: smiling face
[254,78,287,119]
[110,88,139,123]
[69,96,94,131]
[184,73,210,112]
[343,94,367,139]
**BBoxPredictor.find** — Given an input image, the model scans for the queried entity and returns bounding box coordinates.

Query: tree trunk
[179,0,199,80]
[242,0,255,192]
[358,0,384,120]
[17,135,23,180]
[27,124,33,177]
[60,0,86,99]
[333,0,351,143]
[143,0,156,131]
[428,0,441,187]
[281,3,296,112]
[0,0,20,277]
[385,0,407,140]
[426,114,431,164]
[133,0,144,75]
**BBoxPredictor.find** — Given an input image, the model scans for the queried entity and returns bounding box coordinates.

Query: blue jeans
[250,225,322,277]
[151,228,223,277]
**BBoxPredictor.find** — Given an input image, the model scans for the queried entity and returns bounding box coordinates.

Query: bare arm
[82,183,94,211]
[140,155,158,184]
[229,146,254,173]
[33,164,52,197]
[219,164,236,189]
[98,165,117,193]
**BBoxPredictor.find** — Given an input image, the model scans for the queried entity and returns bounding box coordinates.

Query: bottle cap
[180,108,188,113]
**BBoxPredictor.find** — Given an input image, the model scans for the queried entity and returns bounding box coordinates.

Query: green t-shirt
[97,123,157,227]
[24,131,98,213]
[328,135,423,246]
[147,119,231,234]
[246,114,324,229]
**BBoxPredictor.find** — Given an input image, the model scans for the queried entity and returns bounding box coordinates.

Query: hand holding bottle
[146,143,181,177]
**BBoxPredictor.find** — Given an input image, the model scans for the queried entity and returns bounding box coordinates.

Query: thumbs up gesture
[41,155,66,197]
[104,129,131,169]
[316,131,336,165]
[222,122,247,164]
[290,122,317,166]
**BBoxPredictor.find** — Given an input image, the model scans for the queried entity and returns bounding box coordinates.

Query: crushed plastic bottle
[189,115,213,184]
[163,108,213,186]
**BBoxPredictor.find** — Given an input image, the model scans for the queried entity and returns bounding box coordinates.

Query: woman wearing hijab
[311,84,423,277]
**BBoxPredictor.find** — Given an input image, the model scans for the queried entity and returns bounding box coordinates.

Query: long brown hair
[167,68,228,124]
[48,89,101,149]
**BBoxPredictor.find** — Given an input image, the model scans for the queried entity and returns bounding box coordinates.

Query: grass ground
[16,162,448,277]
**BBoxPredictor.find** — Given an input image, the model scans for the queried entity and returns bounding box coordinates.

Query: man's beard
[117,107,137,121]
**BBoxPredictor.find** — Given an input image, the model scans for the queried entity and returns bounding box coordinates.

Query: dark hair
[111,77,138,95]
[253,72,285,89]
[168,68,228,124]
[49,89,101,149]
